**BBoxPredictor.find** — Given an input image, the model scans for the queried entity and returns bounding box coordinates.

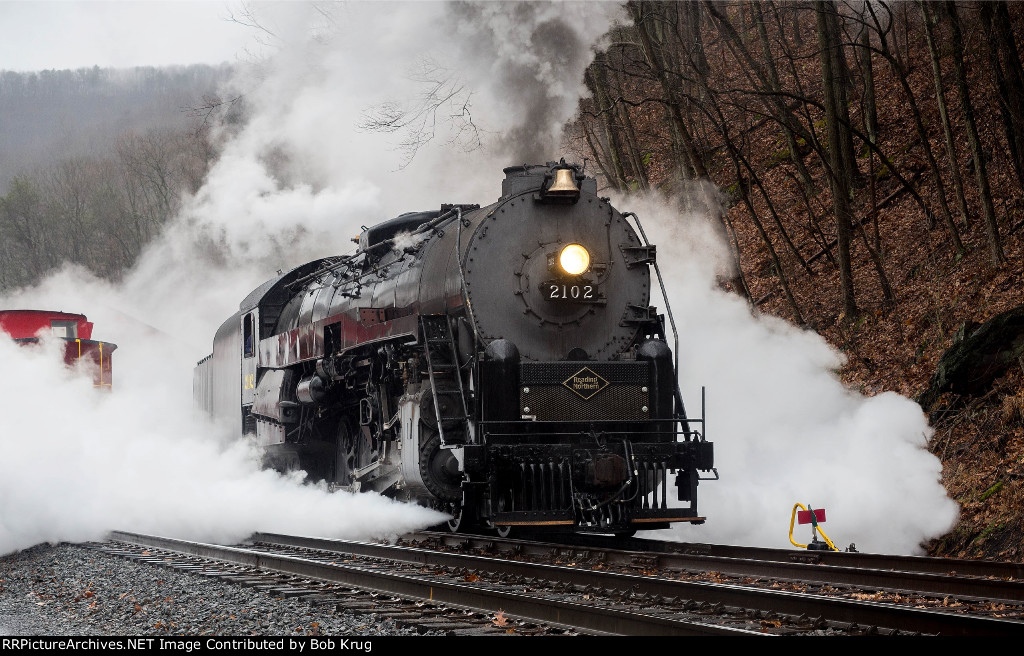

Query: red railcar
[0,309,116,388]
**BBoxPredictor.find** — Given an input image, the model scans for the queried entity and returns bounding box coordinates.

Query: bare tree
[919,1,971,229]
[945,2,1005,266]
[862,2,965,254]
[629,1,708,181]
[359,59,480,169]
[980,1,1024,191]
[816,0,858,320]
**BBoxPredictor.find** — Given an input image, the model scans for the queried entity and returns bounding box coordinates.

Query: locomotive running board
[630,517,707,524]
[493,520,576,526]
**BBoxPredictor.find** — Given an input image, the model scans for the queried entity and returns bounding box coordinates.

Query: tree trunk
[857,17,879,148]
[865,1,965,252]
[579,109,618,192]
[816,0,858,320]
[584,58,628,191]
[753,1,815,196]
[612,52,651,192]
[946,2,1005,266]
[980,1,1024,191]
[920,1,971,228]
[628,1,708,181]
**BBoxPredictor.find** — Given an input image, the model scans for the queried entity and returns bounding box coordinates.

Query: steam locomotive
[194,161,715,535]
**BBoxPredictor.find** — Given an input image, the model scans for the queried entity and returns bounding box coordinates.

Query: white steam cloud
[620,194,959,554]
[0,2,957,556]
[0,332,441,554]
[0,1,622,556]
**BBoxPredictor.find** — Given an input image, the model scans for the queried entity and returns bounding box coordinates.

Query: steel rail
[413,531,1024,601]
[251,532,1024,636]
[613,535,1024,580]
[107,531,757,636]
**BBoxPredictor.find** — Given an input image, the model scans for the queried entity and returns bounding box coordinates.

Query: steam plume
[0,2,956,557]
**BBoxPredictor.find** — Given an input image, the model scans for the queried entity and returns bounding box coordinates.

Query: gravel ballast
[0,543,424,636]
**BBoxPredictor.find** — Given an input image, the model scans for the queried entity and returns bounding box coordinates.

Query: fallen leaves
[73,589,95,602]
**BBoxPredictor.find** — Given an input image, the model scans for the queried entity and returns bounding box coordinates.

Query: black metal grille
[519,361,650,421]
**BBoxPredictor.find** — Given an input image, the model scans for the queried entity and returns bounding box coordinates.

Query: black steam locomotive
[194,161,715,535]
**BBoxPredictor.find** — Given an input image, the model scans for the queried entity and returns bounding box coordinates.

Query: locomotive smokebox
[463,169,649,362]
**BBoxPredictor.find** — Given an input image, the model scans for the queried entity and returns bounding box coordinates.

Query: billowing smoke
[617,194,959,553]
[0,1,957,557]
[444,1,623,162]
[0,1,624,556]
[0,333,441,555]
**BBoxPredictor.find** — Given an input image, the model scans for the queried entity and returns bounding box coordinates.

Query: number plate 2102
[542,282,601,303]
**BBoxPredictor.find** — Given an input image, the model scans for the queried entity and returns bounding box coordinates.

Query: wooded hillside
[0,65,232,287]
[568,0,1024,559]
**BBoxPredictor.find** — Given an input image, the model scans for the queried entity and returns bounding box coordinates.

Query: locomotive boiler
[194,161,715,535]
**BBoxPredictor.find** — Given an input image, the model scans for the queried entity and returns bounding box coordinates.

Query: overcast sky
[0,1,257,71]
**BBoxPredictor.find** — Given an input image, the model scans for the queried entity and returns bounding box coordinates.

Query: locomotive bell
[546,168,580,197]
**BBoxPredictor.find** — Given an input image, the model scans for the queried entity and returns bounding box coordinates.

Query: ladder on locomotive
[419,315,470,446]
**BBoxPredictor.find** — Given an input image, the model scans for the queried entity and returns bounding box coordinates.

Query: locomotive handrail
[479,426,704,441]
[620,211,678,376]
[455,206,481,350]
[477,417,703,426]
[622,210,699,440]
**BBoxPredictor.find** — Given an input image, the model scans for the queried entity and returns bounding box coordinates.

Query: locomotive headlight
[559,244,591,275]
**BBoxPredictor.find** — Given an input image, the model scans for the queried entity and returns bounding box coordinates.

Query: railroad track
[92,531,1024,636]
[406,530,1024,603]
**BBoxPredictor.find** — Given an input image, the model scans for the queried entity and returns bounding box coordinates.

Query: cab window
[243,313,255,358]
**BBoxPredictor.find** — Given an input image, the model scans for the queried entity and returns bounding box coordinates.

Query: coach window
[243,312,255,358]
